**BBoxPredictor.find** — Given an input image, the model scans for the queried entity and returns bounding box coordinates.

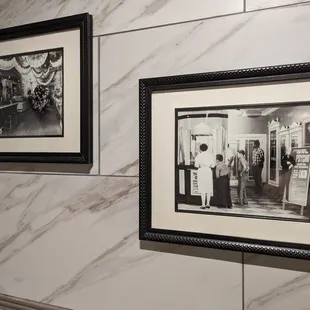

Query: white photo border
[151,82,310,245]
[0,30,80,153]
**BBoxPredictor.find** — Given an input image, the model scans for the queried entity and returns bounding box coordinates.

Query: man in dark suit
[276,147,296,202]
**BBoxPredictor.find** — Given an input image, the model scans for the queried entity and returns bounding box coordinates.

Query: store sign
[190,169,200,196]
[289,147,310,207]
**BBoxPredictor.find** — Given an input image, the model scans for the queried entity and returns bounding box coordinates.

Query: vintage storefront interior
[177,105,310,220]
[0,51,63,137]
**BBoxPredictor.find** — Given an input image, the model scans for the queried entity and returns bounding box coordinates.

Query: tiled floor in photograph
[178,186,308,220]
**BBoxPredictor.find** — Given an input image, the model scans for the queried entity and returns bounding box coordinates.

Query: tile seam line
[93,10,243,38]
[242,252,245,310]
[97,36,101,176]
[0,170,138,177]
[93,1,310,38]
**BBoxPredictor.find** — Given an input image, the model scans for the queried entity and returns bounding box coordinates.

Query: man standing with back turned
[252,140,264,193]
[235,150,249,206]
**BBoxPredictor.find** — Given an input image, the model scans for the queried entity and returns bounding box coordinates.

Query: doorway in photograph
[0,48,63,138]
[228,134,267,186]
[175,104,310,222]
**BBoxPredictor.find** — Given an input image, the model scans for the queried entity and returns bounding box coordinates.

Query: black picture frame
[0,13,93,164]
[139,63,310,260]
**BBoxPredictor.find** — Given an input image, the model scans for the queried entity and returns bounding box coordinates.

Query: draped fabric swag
[0,51,62,87]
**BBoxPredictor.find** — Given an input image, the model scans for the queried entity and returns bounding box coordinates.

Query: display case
[289,121,302,148]
[303,117,310,146]
[279,125,289,169]
[177,112,228,205]
[268,118,280,186]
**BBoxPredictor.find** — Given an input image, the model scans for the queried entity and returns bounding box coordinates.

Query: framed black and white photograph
[0,13,92,163]
[139,63,310,259]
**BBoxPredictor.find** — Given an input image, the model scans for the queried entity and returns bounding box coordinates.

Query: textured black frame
[139,63,310,260]
[0,13,93,164]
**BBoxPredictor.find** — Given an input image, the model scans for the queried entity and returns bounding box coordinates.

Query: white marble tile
[0,38,99,175]
[244,254,310,310]
[246,0,309,11]
[99,3,310,175]
[0,174,139,304]
[52,244,242,310]
[0,0,243,36]
[0,174,242,310]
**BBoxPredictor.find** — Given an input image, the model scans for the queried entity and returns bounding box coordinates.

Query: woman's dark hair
[216,154,223,162]
[199,143,208,152]
[238,150,245,156]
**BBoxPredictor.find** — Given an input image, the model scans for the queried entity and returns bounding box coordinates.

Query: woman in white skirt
[195,143,215,209]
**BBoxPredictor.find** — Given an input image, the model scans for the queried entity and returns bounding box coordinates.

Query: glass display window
[279,125,289,169]
[289,121,302,148]
[268,118,280,186]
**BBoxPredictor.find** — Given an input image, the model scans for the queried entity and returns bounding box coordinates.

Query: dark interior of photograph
[0,48,63,138]
[176,104,310,222]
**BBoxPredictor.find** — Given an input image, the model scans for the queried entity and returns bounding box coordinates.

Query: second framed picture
[140,63,310,259]
[0,13,93,163]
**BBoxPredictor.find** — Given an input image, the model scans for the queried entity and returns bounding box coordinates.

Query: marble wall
[0,1,310,309]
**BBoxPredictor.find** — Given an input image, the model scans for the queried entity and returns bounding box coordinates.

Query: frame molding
[0,293,71,310]
[139,62,310,260]
[0,13,93,164]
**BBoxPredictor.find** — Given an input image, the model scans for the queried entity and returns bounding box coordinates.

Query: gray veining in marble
[0,175,137,302]
[100,2,310,175]
[244,254,310,310]
[0,174,242,310]
[0,0,243,36]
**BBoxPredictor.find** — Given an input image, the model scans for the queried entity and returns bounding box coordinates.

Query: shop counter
[176,164,218,206]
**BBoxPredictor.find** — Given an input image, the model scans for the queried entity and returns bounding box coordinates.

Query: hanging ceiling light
[193,122,213,135]
[228,109,244,117]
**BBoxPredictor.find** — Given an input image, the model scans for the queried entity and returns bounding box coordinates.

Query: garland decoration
[0,51,62,86]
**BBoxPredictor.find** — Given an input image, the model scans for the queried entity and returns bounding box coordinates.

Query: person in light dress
[195,143,215,209]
